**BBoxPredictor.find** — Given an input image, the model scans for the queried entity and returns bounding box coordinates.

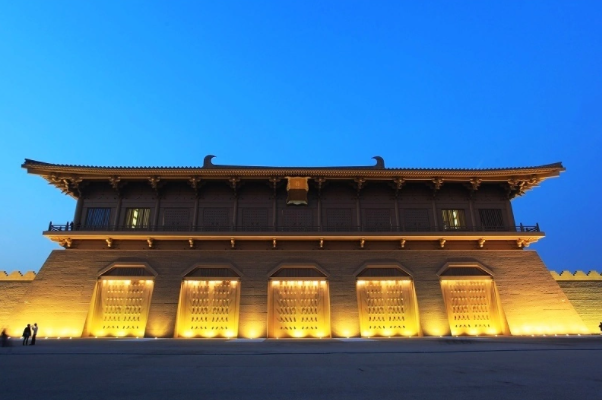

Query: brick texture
[4,249,589,337]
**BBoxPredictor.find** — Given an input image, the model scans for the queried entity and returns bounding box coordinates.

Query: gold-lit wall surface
[0,272,35,333]
[86,279,154,337]
[553,271,602,334]
[3,249,590,338]
[440,279,507,336]
[175,279,240,338]
[268,280,330,338]
[356,279,420,337]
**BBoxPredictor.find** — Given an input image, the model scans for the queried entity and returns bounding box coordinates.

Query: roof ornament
[203,155,217,168]
[372,156,385,169]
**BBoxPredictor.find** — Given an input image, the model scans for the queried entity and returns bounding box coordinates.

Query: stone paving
[1,336,601,400]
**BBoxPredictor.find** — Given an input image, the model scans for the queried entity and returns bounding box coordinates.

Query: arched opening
[438,263,509,336]
[175,265,241,338]
[355,264,421,337]
[85,263,156,338]
[267,265,331,338]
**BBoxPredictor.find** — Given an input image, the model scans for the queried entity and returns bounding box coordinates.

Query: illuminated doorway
[268,266,331,338]
[85,263,156,338]
[438,263,509,336]
[175,266,241,338]
[356,265,421,337]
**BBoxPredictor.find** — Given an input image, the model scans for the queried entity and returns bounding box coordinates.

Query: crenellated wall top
[0,271,37,281]
[551,270,602,281]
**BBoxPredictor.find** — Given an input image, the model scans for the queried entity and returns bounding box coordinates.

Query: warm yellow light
[183,331,193,338]
[272,280,279,286]
[293,330,304,338]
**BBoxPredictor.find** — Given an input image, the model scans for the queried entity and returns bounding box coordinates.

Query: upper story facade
[23,156,563,251]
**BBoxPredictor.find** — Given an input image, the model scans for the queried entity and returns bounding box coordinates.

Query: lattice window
[163,208,190,230]
[125,208,151,229]
[364,209,392,231]
[403,209,430,231]
[242,208,268,229]
[479,209,504,231]
[203,208,230,230]
[85,208,111,229]
[176,280,240,338]
[442,209,466,230]
[282,208,313,230]
[440,279,505,336]
[269,280,330,338]
[325,208,352,231]
[90,279,154,337]
[357,280,420,337]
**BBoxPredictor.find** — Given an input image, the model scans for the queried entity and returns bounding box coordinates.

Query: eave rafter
[23,157,565,198]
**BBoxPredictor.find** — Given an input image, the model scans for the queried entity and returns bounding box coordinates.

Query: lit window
[125,208,151,229]
[441,209,466,230]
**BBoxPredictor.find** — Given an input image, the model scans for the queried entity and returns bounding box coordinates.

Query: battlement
[0,271,37,281]
[551,270,602,281]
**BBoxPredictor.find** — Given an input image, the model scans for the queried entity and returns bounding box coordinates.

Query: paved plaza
[1,336,601,400]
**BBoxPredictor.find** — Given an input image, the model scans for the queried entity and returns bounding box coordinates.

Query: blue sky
[0,1,600,273]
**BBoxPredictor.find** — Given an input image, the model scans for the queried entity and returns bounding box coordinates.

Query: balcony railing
[47,221,541,234]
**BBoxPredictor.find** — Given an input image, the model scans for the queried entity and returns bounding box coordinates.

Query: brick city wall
[4,249,589,337]
[552,270,602,334]
[0,271,36,332]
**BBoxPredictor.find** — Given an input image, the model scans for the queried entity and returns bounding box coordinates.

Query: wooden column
[193,197,199,230]
[270,178,278,230]
[109,177,122,230]
[468,179,481,230]
[189,177,201,231]
[431,199,438,230]
[73,196,84,227]
[153,197,161,230]
[394,178,404,231]
[355,178,365,231]
[113,196,122,229]
[431,178,443,230]
[230,178,240,230]
[468,198,476,230]
[149,177,161,230]
[316,178,325,231]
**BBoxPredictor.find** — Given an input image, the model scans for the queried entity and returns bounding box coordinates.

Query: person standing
[22,324,31,346]
[1,328,8,347]
[31,323,38,345]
